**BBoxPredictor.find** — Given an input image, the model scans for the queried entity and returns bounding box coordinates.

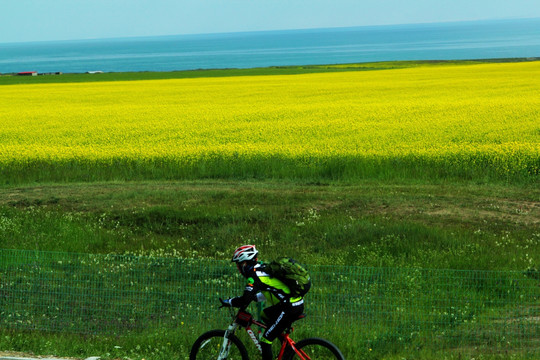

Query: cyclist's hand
[219,297,233,308]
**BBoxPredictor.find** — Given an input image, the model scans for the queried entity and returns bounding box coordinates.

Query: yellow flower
[0,62,538,179]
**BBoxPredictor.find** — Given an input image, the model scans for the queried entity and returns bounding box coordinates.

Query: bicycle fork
[217,323,239,360]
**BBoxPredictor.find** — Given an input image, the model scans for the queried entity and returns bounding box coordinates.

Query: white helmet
[232,245,258,262]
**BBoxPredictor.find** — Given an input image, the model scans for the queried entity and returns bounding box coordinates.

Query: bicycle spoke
[199,339,213,349]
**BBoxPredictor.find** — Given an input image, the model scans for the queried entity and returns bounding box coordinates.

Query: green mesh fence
[0,249,538,356]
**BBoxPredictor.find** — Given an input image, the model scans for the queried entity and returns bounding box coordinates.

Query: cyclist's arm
[230,277,260,308]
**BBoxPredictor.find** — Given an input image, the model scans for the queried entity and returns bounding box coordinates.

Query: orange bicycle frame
[238,310,311,360]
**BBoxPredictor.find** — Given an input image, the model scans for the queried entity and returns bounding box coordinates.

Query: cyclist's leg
[260,338,273,360]
[261,302,304,335]
[260,305,287,360]
[260,303,281,324]
[259,305,282,360]
[261,302,305,359]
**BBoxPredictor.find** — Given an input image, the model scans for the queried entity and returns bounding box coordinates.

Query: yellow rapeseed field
[1,62,539,180]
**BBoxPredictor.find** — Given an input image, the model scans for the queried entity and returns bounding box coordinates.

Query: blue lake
[1,18,539,73]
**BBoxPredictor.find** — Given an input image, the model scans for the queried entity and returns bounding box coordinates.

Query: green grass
[1,180,538,270]
[0,328,193,360]
[2,152,538,186]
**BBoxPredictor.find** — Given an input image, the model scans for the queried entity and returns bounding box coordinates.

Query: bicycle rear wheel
[286,337,345,360]
[190,329,249,360]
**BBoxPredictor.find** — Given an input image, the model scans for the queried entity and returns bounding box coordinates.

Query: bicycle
[190,306,345,360]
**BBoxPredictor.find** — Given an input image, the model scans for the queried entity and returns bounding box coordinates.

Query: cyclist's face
[236,261,248,275]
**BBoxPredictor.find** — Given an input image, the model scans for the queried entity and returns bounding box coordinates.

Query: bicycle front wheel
[286,337,345,360]
[190,329,249,360]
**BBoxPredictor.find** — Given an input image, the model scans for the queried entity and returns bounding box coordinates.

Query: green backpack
[265,257,312,297]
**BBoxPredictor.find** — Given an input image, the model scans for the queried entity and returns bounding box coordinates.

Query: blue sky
[2,0,540,43]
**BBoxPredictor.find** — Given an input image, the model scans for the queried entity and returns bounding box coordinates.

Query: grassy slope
[1,180,538,271]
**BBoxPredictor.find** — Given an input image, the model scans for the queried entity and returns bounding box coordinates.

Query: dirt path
[0,351,82,360]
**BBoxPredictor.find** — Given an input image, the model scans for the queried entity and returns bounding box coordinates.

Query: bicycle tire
[189,329,250,360]
[285,337,345,360]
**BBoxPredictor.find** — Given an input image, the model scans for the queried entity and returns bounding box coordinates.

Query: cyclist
[220,245,305,360]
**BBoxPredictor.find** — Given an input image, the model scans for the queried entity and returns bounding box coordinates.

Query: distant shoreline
[1,57,539,86]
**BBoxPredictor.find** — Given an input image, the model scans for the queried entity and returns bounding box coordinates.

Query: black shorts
[261,300,304,342]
